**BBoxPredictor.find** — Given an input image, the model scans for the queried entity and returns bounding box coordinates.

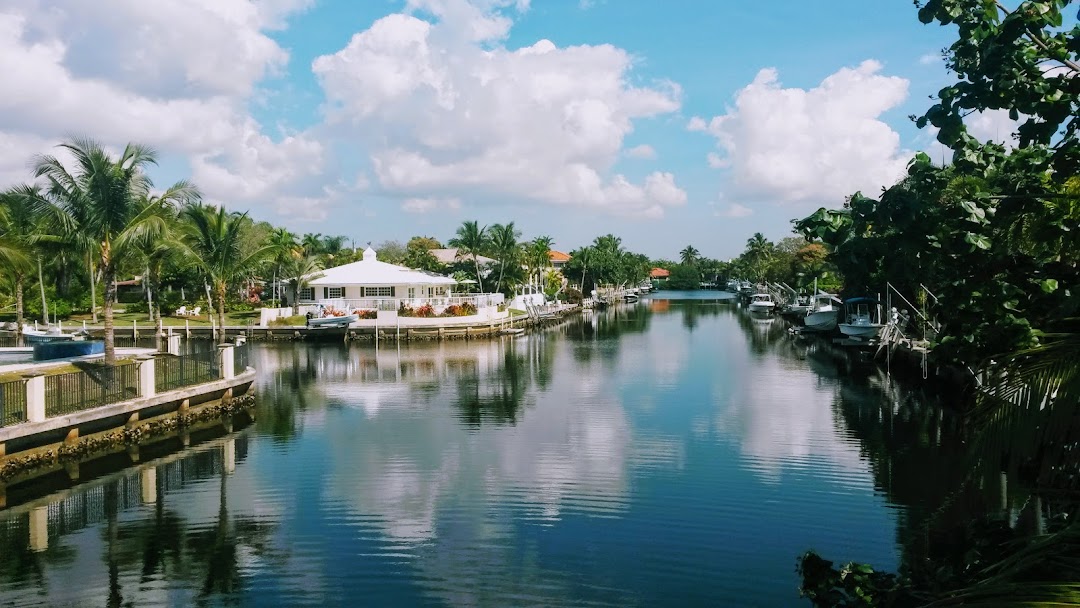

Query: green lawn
[66,310,262,327]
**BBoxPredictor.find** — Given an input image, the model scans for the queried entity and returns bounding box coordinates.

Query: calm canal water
[0,293,964,606]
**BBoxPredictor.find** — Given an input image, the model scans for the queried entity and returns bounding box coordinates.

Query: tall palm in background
[33,138,197,363]
[449,221,489,292]
[488,222,521,295]
[679,245,700,266]
[182,205,270,342]
[745,232,774,281]
[301,233,324,256]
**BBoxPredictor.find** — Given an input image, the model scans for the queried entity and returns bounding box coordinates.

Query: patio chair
[190,306,202,317]
[174,305,188,316]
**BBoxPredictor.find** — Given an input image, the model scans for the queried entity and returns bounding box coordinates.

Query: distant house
[548,250,571,270]
[649,267,671,282]
[297,247,457,304]
[429,248,496,266]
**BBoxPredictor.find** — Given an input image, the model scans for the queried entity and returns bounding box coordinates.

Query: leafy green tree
[182,205,270,341]
[406,235,442,250]
[449,221,489,292]
[33,138,197,363]
[667,264,701,290]
[402,243,442,273]
[373,240,407,265]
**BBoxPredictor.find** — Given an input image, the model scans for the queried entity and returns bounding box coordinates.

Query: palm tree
[573,246,594,293]
[745,232,774,281]
[449,221,489,292]
[526,236,554,286]
[0,186,40,342]
[488,222,521,294]
[301,232,324,256]
[33,138,197,364]
[283,254,322,316]
[182,205,270,342]
[267,228,298,304]
[679,245,700,266]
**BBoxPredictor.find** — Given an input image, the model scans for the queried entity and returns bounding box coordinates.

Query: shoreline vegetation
[791,2,1079,605]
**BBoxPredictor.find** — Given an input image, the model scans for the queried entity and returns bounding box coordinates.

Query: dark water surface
[0,293,962,606]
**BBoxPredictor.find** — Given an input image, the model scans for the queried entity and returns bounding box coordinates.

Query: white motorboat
[838,297,885,340]
[22,324,83,343]
[802,294,842,333]
[746,293,776,313]
[307,314,357,328]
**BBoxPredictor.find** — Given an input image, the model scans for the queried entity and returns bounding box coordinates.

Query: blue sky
[1,0,988,260]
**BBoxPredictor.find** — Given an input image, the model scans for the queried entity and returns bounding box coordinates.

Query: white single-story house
[262,246,507,326]
[300,247,457,304]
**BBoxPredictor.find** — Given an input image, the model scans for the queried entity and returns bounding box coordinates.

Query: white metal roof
[308,247,457,286]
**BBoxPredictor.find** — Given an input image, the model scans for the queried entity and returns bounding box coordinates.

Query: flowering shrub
[441,302,478,317]
[398,303,414,317]
[415,303,435,318]
[354,309,377,319]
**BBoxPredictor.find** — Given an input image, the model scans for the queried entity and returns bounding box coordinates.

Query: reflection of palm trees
[454,349,529,426]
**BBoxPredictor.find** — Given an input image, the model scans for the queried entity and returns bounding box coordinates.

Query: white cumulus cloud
[716,203,753,218]
[690,60,912,206]
[0,1,343,221]
[625,144,657,160]
[312,3,687,217]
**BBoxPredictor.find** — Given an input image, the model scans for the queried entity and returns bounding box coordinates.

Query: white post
[133,319,137,342]
[223,437,236,474]
[24,373,45,423]
[219,344,235,380]
[185,318,190,339]
[167,334,181,356]
[29,506,49,552]
[140,467,157,504]
[136,356,155,398]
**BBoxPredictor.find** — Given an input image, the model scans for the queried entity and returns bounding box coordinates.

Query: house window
[364,286,394,297]
[327,287,344,299]
[408,287,415,299]
[299,287,314,301]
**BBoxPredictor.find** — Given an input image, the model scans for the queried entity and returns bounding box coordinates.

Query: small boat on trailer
[838,297,885,340]
[22,324,87,344]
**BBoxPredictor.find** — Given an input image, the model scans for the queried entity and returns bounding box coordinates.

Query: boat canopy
[844,297,880,305]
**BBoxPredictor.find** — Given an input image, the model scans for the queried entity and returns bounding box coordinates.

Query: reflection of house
[548,250,570,270]
[649,268,670,282]
[429,248,496,266]
[299,247,457,303]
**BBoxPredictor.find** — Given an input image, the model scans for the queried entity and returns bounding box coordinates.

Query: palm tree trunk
[217,281,227,344]
[580,266,586,294]
[37,256,47,324]
[473,255,484,292]
[89,256,98,323]
[15,274,24,346]
[145,264,153,322]
[103,262,117,365]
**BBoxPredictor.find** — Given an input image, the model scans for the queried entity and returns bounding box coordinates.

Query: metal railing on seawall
[0,378,27,427]
[315,293,507,312]
[44,362,141,418]
[155,349,218,392]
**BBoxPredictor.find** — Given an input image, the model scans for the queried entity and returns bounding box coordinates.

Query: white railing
[317,293,505,313]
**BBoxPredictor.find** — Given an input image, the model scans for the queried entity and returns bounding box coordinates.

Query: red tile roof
[548,250,571,262]
[650,267,670,278]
